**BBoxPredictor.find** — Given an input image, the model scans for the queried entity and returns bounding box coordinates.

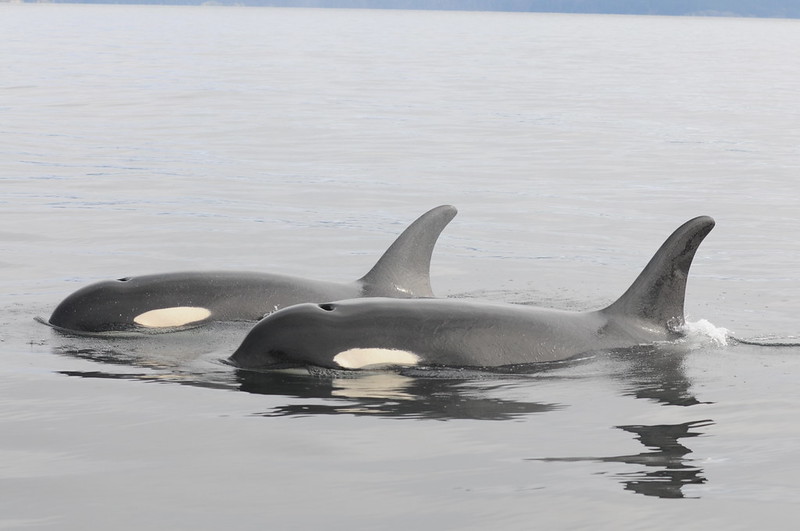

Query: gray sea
[3,4,800,529]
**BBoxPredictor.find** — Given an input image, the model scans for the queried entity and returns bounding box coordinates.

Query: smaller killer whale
[229,216,715,370]
[45,205,457,335]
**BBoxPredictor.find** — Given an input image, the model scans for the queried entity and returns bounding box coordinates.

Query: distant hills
[46,1,800,19]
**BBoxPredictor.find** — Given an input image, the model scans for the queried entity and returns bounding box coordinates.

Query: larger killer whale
[46,205,456,335]
[229,216,715,370]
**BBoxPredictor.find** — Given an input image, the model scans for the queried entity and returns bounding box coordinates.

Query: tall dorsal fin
[358,205,457,297]
[602,216,715,327]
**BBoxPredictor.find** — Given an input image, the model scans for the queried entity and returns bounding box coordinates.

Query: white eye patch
[333,348,421,370]
[133,307,212,328]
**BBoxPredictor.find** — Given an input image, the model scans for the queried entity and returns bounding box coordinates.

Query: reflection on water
[47,321,250,371]
[610,344,711,407]
[238,369,561,420]
[58,369,235,392]
[531,345,712,499]
[54,335,712,497]
[614,420,712,498]
[532,420,712,499]
[56,365,563,421]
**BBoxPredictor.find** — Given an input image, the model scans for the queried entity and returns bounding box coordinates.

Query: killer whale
[229,216,714,370]
[46,205,457,335]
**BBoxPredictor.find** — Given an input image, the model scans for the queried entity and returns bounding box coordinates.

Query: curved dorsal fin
[602,216,715,327]
[358,205,457,297]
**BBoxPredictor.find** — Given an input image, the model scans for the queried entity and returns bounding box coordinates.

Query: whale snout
[229,303,329,369]
[48,292,98,331]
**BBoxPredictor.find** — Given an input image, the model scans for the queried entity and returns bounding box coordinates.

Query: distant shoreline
[18,1,800,20]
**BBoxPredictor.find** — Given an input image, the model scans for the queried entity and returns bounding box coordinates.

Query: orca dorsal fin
[358,205,457,298]
[602,216,715,328]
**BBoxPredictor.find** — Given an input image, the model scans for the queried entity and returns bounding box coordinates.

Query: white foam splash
[679,319,730,347]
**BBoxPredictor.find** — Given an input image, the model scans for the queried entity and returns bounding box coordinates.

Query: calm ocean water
[2,4,800,529]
